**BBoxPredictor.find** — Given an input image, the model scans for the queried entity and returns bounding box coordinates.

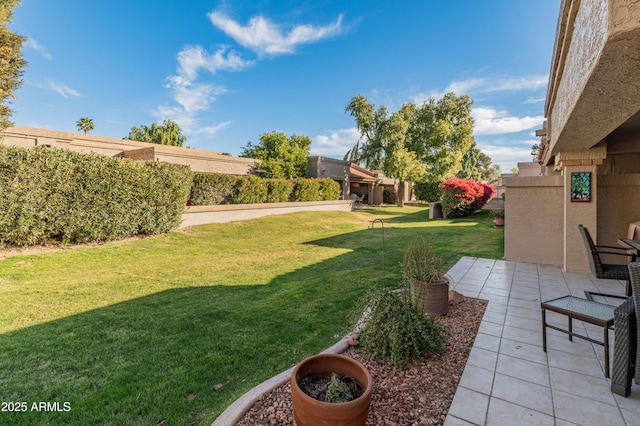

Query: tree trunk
[397,181,405,208]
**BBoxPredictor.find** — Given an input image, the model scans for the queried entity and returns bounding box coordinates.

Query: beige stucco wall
[598,174,640,263]
[1,126,257,175]
[546,0,640,157]
[517,162,543,177]
[504,176,564,267]
[563,165,600,273]
[307,156,350,199]
[548,0,608,150]
[180,200,353,227]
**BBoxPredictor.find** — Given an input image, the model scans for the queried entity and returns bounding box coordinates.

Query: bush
[354,288,449,369]
[265,179,294,203]
[228,175,268,204]
[439,177,494,218]
[189,172,236,205]
[190,174,340,205]
[318,178,341,201]
[291,178,321,202]
[413,181,441,202]
[0,146,192,247]
[382,188,396,204]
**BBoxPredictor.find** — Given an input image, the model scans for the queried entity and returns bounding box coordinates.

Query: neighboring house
[307,156,406,204]
[2,127,402,206]
[1,126,257,175]
[505,0,640,273]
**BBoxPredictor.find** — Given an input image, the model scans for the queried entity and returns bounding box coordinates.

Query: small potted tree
[492,209,505,227]
[291,353,373,426]
[404,237,450,315]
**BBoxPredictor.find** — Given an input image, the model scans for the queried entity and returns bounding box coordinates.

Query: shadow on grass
[0,211,503,425]
[0,279,363,425]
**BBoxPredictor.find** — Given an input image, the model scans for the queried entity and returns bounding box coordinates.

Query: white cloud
[158,45,250,136]
[208,11,344,56]
[24,37,52,60]
[525,97,545,104]
[486,76,548,92]
[159,10,343,139]
[472,106,543,135]
[195,121,233,137]
[411,75,548,104]
[48,81,80,98]
[163,77,227,114]
[311,128,360,158]
[176,45,252,81]
[477,141,539,171]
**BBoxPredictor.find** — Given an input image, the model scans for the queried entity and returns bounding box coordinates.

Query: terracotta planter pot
[411,277,450,315]
[494,216,505,227]
[291,354,373,426]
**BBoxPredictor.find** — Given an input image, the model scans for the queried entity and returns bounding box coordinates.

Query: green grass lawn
[0,204,503,425]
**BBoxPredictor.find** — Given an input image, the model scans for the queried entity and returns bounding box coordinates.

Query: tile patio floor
[443,257,640,426]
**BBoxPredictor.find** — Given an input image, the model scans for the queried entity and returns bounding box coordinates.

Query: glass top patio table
[541,295,617,378]
[618,238,640,254]
[541,295,616,323]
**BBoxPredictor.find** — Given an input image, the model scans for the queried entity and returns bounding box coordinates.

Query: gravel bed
[237,297,487,425]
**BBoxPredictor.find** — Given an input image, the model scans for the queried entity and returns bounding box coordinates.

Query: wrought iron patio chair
[578,224,636,297]
[350,193,365,204]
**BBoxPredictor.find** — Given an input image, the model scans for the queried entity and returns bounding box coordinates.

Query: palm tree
[76,117,94,134]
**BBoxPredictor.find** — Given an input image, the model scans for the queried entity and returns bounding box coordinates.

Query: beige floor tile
[491,373,553,414]
[447,387,489,425]
[496,353,550,387]
[486,397,554,426]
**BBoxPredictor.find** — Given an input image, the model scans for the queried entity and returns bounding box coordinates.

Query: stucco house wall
[506,0,640,273]
[504,176,564,267]
[1,126,257,175]
[598,174,640,250]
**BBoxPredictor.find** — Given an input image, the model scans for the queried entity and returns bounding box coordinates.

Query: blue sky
[10,0,560,171]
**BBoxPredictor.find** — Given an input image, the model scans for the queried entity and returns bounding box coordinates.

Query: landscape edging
[210,337,352,426]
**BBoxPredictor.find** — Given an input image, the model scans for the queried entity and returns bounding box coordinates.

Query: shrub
[0,146,192,247]
[413,181,441,202]
[189,172,236,205]
[318,178,340,201]
[228,175,268,204]
[354,288,449,369]
[291,178,321,202]
[439,177,494,218]
[469,182,495,212]
[265,179,294,203]
[191,174,339,205]
[382,188,396,204]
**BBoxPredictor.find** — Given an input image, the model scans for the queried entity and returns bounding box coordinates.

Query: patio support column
[556,148,606,273]
[367,182,376,205]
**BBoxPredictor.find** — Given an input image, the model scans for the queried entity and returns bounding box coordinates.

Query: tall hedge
[227,175,268,204]
[318,178,341,201]
[189,174,341,205]
[291,178,321,201]
[190,172,236,205]
[0,146,192,247]
[265,179,294,202]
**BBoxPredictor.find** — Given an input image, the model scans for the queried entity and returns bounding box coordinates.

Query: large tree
[457,143,501,181]
[76,116,94,134]
[240,132,311,179]
[345,92,474,206]
[405,92,475,182]
[0,0,27,130]
[125,119,186,147]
